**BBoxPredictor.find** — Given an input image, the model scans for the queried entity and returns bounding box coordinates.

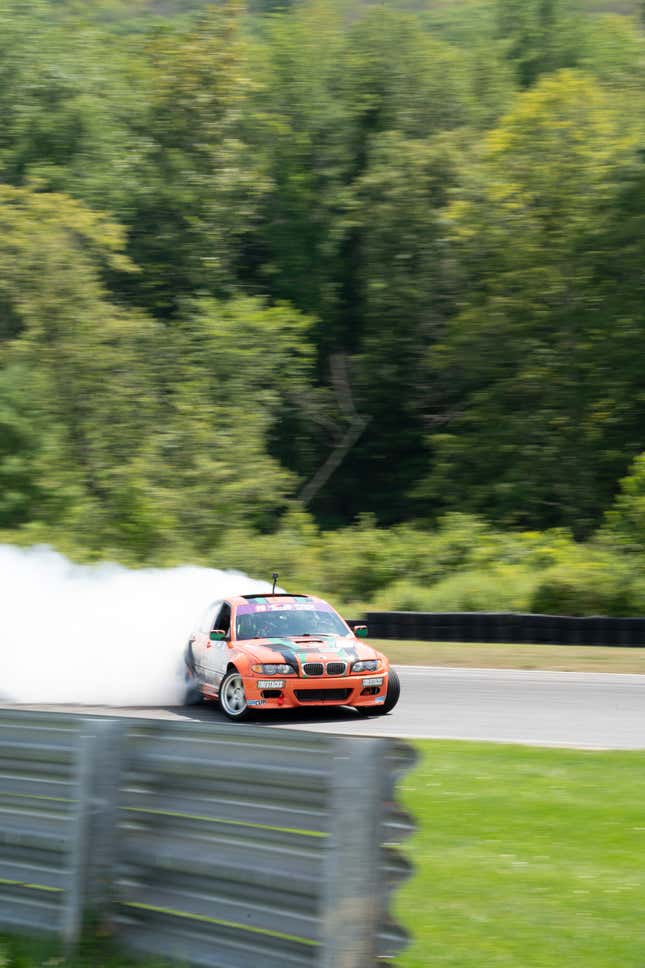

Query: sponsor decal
[374,697,386,704]
[247,699,266,706]
[362,676,384,688]
[237,600,332,615]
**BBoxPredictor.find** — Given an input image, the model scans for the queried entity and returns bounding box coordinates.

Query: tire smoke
[0,545,269,705]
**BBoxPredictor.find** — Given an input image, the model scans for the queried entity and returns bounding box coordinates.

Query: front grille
[326,662,347,677]
[295,689,352,703]
[262,689,283,699]
[303,662,324,677]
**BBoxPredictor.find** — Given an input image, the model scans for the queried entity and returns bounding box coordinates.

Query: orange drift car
[183,592,400,721]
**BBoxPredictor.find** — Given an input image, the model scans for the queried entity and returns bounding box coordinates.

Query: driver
[252,613,275,638]
[309,610,335,634]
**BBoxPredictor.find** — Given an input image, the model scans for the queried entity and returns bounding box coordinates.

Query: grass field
[397,741,645,968]
[377,640,645,674]
[0,935,167,968]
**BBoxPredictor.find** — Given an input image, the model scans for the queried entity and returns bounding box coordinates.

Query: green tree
[0,183,320,559]
[246,3,515,520]
[334,132,460,521]
[0,1,145,214]
[423,71,643,535]
[127,296,317,555]
[495,0,587,87]
[122,3,268,316]
[0,183,161,548]
[602,454,645,553]
[242,0,358,334]
[0,364,50,527]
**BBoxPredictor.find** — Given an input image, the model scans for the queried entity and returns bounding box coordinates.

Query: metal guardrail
[364,610,645,646]
[0,711,416,967]
[0,712,88,944]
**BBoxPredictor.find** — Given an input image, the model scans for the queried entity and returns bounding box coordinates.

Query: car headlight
[252,664,296,676]
[351,659,379,673]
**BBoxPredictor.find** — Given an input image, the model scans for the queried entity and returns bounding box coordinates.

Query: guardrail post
[319,735,390,968]
[62,718,124,947]
[61,727,93,949]
[82,719,124,920]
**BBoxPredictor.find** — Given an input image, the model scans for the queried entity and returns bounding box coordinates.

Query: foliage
[422,70,643,536]
[121,3,269,316]
[494,0,589,86]
[374,568,540,612]
[601,452,645,552]
[530,557,636,615]
[0,0,643,609]
[0,183,316,558]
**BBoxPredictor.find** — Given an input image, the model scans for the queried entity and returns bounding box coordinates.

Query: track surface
[3,666,645,749]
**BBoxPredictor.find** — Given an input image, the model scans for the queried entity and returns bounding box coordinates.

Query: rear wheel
[183,642,203,706]
[219,669,250,721]
[357,668,400,716]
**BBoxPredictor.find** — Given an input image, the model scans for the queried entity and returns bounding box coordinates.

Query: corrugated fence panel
[0,711,86,944]
[115,721,331,968]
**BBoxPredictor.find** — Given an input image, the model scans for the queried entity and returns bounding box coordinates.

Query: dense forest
[1,0,645,613]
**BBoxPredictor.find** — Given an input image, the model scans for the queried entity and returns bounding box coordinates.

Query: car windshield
[236,607,349,640]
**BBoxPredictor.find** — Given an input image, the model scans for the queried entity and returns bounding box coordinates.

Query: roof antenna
[272,572,279,594]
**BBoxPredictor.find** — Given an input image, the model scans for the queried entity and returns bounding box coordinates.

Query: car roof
[227,593,323,607]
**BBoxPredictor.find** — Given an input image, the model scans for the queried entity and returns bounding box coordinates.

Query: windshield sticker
[238,601,334,615]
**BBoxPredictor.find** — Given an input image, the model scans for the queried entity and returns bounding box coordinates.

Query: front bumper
[243,672,388,710]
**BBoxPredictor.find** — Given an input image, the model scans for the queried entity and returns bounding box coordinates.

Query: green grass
[0,934,171,968]
[396,741,645,968]
[376,639,645,674]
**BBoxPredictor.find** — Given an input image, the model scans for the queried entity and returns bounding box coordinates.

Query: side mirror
[210,629,227,642]
[354,625,368,638]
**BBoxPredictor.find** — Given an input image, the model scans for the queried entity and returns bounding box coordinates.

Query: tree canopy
[0,0,644,576]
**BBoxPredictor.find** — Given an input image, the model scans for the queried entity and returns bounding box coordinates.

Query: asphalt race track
[3,666,645,749]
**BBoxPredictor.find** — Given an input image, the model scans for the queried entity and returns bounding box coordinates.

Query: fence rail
[362,610,645,646]
[0,711,415,967]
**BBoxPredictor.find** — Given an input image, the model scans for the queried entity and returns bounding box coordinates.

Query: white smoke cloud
[0,545,269,705]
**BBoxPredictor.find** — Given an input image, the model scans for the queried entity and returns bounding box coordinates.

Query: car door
[203,601,232,687]
[192,601,221,679]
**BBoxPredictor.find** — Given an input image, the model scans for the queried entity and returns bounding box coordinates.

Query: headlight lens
[252,663,295,675]
[352,659,379,673]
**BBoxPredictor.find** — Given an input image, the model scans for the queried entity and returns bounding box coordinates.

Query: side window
[214,603,232,638]
[199,601,221,634]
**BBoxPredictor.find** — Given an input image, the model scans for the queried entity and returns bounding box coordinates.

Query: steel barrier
[0,712,88,945]
[0,711,416,967]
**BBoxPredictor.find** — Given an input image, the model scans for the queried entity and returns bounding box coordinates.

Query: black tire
[357,668,400,716]
[183,642,203,706]
[218,669,250,722]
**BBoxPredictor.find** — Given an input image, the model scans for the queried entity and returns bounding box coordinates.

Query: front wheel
[219,669,250,722]
[357,668,400,716]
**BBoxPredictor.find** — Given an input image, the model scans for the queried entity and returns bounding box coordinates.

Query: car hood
[239,636,377,666]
